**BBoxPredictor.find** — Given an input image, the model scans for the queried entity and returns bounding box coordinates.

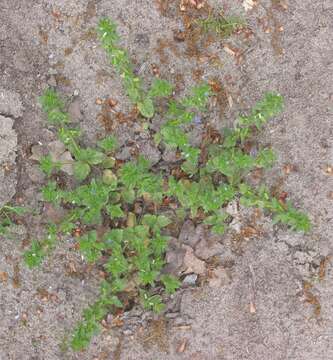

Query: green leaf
[102,156,116,169]
[273,203,311,232]
[39,88,64,113]
[47,110,69,125]
[140,291,165,313]
[138,98,155,118]
[148,79,173,98]
[2,205,27,216]
[76,148,105,165]
[181,146,200,175]
[24,241,45,268]
[211,224,226,234]
[157,215,172,228]
[98,18,119,45]
[255,148,276,168]
[182,83,211,111]
[142,214,171,233]
[71,320,100,351]
[119,157,151,189]
[79,230,105,263]
[197,15,245,37]
[73,162,91,181]
[160,125,188,149]
[121,188,136,203]
[138,268,159,286]
[58,127,81,154]
[151,234,169,256]
[40,155,62,176]
[82,208,103,225]
[104,228,124,248]
[98,18,145,106]
[153,132,162,145]
[207,149,256,184]
[109,295,123,308]
[102,170,118,188]
[137,173,164,203]
[105,252,128,276]
[98,136,118,153]
[106,204,124,218]
[43,223,58,250]
[160,274,181,294]
[222,128,238,148]
[42,182,62,205]
[238,93,284,129]
[167,100,194,124]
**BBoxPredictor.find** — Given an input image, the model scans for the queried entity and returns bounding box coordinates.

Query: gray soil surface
[0,0,332,359]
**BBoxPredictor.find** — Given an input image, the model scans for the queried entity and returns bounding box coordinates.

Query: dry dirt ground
[0,0,332,359]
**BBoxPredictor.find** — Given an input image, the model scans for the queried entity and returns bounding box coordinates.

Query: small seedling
[196,13,245,38]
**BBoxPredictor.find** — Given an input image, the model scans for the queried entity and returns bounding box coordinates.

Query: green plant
[0,204,26,235]
[196,13,245,38]
[23,223,58,268]
[97,19,173,118]
[25,17,311,352]
[155,83,211,175]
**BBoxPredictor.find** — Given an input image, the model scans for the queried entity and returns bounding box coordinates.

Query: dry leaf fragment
[12,263,20,288]
[111,316,124,327]
[67,261,77,274]
[21,312,28,322]
[51,9,61,19]
[177,339,188,353]
[272,0,288,10]
[180,0,206,11]
[242,0,257,12]
[0,271,8,283]
[223,44,236,56]
[227,94,233,108]
[151,63,160,77]
[319,256,331,281]
[240,226,260,239]
[174,325,192,330]
[303,281,321,317]
[95,98,103,105]
[283,163,296,175]
[173,30,186,42]
[324,165,333,175]
[278,191,288,204]
[249,301,256,314]
[108,98,118,108]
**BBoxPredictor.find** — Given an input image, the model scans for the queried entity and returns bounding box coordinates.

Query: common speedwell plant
[24,17,310,351]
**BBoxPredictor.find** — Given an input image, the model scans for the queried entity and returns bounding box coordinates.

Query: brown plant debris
[303,281,321,318]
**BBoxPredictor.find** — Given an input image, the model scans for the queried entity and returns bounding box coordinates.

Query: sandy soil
[0,0,332,359]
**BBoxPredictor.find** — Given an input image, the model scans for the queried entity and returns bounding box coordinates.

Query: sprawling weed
[23,17,310,351]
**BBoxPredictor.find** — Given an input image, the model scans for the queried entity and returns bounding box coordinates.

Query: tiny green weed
[196,13,245,38]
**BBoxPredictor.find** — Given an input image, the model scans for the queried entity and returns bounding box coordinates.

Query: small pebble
[122,329,133,336]
[182,274,198,286]
[165,312,179,319]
